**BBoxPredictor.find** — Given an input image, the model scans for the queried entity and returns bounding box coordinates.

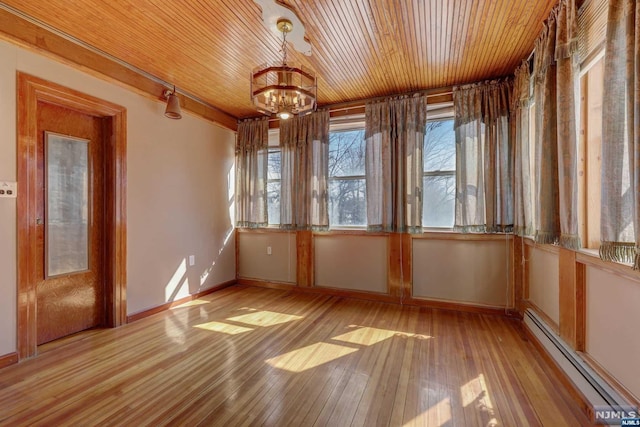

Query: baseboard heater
[524,309,633,419]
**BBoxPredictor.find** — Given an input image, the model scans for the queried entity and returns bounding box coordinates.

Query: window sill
[415,231,513,241]
[316,228,386,237]
[576,251,640,283]
[577,248,599,258]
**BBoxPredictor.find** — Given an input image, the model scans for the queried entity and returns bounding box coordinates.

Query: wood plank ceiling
[1,0,557,120]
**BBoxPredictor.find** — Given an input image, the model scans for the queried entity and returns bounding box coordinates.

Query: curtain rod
[324,86,453,113]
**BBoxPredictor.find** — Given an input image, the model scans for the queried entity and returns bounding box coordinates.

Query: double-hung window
[266,129,281,226]
[422,118,456,228]
[328,128,366,227]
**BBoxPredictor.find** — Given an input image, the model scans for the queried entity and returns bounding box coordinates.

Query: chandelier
[251,18,317,120]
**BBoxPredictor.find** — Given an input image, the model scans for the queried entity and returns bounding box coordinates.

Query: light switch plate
[0,182,17,198]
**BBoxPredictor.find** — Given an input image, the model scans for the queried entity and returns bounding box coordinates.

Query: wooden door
[35,101,105,345]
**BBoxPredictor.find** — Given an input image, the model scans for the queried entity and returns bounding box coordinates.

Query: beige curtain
[365,95,427,233]
[512,61,534,237]
[279,110,330,230]
[532,0,581,249]
[600,0,639,269]
[235,117,269,228]
[453,79,513,233]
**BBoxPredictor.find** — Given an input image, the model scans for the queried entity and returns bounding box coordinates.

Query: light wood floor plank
[0,285,590,426]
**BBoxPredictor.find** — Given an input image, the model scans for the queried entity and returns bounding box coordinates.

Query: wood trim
[238,228,512,241]
[0,8,237,131]
[578,72,588,244]
[234,228,240,280]
[522,238,561,254]
[559,248,578,349]
[576,251,640,284]
[508,235,515,309]
[237,278,298,291]
[17,73,127,360]
[583,59,604,248]
[579,352,640,409]
[313,229,388,237]
[575,262,586,352]
[235,227,295,235]
[414,232,513,242]
[524,239,531,300]
[387,233,402,297]
[513,236,525,315]
[522,321,594,423]
[326,86,453,112]
[558,249,587,352]
[401,233,412,299]
[126,280,236,323]
[267,89,454,129]
[296,230,314,287]
[386,233,412,299]
[238,279,510,316]
[403,297,509,316]
[0,352,18,369]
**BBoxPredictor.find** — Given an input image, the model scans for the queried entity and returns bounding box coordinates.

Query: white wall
[315,235,387,293]
[586,267,640,400]
[412,238,511,307]
[0,39,236,356]
[238,231,296,283]
[528,247,560,326]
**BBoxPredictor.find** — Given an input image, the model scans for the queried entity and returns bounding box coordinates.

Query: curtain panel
[600,0,639,269]
[512,61,534,237]
[532,0,581,249]
[453,79,514,233]
[279,110,330,230]
[364,95,427,233]
[235,117,269,228]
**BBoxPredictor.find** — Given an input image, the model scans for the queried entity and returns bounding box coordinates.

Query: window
[576,0,607,249]
[328,129,366,227]
[422,119,456,228]
[266,148,281,225]
[265,129,281,226]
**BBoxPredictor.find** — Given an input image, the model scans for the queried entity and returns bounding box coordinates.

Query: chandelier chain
[281,28,288,66]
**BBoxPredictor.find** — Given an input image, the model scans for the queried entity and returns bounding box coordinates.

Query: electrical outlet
[189,255,195,266]
[267,246,272,255]
[0,181,17,198]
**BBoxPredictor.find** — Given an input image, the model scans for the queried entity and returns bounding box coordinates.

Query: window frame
[328,121,367,229]
[422,115,456,230]
[265,129,281,227]
[578,48,605,249]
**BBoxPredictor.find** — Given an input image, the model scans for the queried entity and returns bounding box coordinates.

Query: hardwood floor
[0,285,590,426]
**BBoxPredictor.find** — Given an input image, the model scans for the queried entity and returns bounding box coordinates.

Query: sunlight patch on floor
[332,325,432,346]
[227,310,303,327]
[460,373,498,426]
[266,342,358,372]
[403,397,451,426]
[173,299,209,308]
[332,326,398,346]
[194,321,254,335]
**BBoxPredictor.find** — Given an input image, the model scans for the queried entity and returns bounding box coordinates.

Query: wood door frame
[17,73,127,360]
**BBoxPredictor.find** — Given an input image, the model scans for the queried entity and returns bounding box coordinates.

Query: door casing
[17,73,127,360]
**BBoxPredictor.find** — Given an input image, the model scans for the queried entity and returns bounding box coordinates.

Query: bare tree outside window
[267,149,281,225]
[423,119,456,227]
[329,129,366,227]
